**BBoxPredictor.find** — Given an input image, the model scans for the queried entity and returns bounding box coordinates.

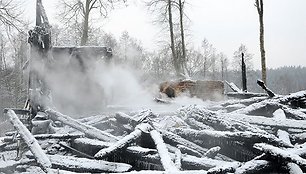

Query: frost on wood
[2,88,306,173]
[6,110,52,172]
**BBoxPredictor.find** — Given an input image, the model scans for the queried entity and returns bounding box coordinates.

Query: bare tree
[255,0,266,84]
[0,0,24,31]
[146,0,189,77]
[201,38,215,78]
[58,0,126,45]
[219,52,229,81]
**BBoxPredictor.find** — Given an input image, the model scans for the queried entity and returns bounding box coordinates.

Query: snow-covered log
[34,133,84,140]
[180,106,267,134]
[277,130,292,147]
[160,130,207,156]
[225,113,306,131]
[150,129,179,172]
[221,96,267,107]
[174,128,292,148]
[254,143,306,167]
[204,146,221,158]
[6,109,51,172]
[46,109,118,142]
[95,123,152,159]
[175,148,182,169]
[257,79,276,97]
[177,144,202,157]
[225,81,242,93]
[226,92,267,99]
[206,161,240,174]
[232,90,306,115]
[287,162,303,174]
[235,159,271,174]
[0,158,34,172]
[49,154,132,173]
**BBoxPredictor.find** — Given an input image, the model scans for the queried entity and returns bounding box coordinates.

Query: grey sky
[26,0,306,69]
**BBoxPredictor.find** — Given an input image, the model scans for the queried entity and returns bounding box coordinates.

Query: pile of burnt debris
[1,85,306,174]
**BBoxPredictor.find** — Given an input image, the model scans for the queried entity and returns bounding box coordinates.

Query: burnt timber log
[48,154,132,173]
[6,109,51,172]
[94,123,152,159]
[46,109,118,142]
[150,129,179,172]
[257,79,276,97]
[254,143,306,168]
[232,90,306,115]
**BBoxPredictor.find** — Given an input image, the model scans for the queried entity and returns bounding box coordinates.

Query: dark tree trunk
[81,0,90,46]
[168,0,179,75]
[241,53,247,92]
[179,0,186,75]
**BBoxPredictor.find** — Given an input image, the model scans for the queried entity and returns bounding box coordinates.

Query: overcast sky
[26,0,306,69]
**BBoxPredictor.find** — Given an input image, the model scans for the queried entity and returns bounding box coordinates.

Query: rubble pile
[1,90,306,174]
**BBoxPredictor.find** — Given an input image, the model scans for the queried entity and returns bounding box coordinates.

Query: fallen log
[206,161,240,174]
[6,109,51,172]
[174,128,292,148]
[0,158,35,173]
[150,129,179,172]
[254,143,306,168]
[235,159,272,174]
[46,109,118,142]
[72,137,237,171]
[94,123,152,159]
[204,146,221,158]
[177,144,202,157]
[257,79,276,97]
[49,154,132,173]
[287,162,303,174]
[175,148,182,170]
[225,113,306,131]
[181,106,270,135]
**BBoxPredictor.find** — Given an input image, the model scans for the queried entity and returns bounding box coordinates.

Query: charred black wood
[241,53,247,92]
[48,154,132,173]
[59,142,94,159]
[254,143,306,168]
[257,79,275,97]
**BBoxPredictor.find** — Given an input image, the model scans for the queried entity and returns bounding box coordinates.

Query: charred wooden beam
[150,129,179,172]
[226,92,267,100]
[48,154,132,173]
[174,128,292,148]
[257,79,276,97]
[254,143,306,168]
[235,159,272,174]
[6,110,51,172]
[204,146,221,158]
[46,109,118,142]
[225,113,306,131]
[94,123,152,159]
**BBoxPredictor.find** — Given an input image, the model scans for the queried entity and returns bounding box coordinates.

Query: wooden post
[6,110,51,173]
[241,53,247,92]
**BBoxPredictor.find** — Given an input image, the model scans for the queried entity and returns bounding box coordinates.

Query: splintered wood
[1,90,306,173]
